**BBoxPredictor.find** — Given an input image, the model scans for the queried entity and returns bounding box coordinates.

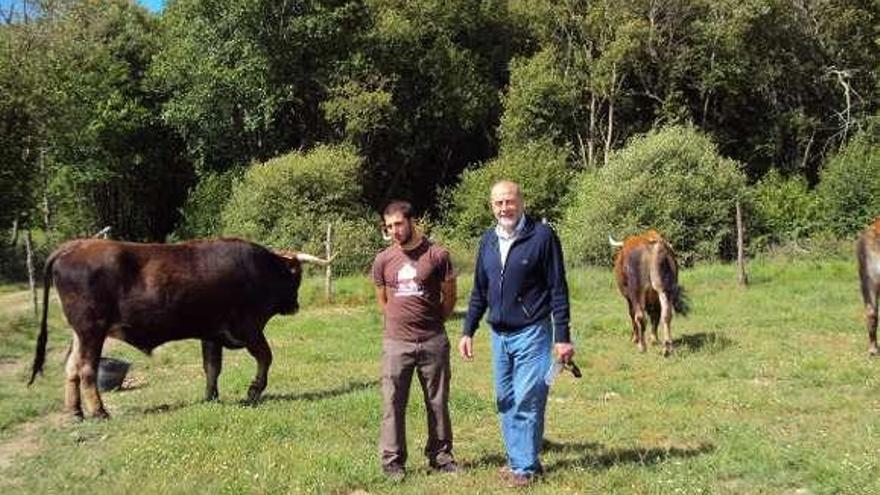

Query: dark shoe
[506,472,536,488]
[430,460,460,474]
[383,464,406,482]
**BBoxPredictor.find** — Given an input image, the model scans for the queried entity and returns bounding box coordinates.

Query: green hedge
[221,144,383,275]
[438,139,573,242]
[559,125,747,266]
[816,130,880,237]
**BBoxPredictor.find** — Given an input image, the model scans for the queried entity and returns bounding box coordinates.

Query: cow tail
[660,253,690,317]
[29,249,60,386]
[671,284,690,316]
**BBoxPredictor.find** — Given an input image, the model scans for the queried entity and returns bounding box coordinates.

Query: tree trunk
[588,92,596,168]
[39,148,51,231]
[9,218,19,247]
[25,229,38,317]
[604,64,616,167]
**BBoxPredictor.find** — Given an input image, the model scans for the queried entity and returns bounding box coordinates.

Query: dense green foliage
[439,139,572,242]
[559,126,747,265]
[172,167,244,240]
[222,144,382,274]
[816,129,880,237]
[1,0,879,276]
[749,170,819,249]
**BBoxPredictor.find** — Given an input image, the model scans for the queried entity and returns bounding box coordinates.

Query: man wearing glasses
[371,200,459,481]
[459,180,575,487]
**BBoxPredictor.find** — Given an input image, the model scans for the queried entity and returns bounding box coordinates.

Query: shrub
[172,167,244,241]
[749,169,820,248]
[816,131,880,237]
[221,144,383,275]
[559,125,747,266]
[439,139,573,243]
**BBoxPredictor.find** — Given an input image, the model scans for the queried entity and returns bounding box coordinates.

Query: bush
[221,144,383,275]
[171,167,244,241]
[816,131,880,237]
[749,169,820,249]
[559,125,747,266]
[438,139,573,243]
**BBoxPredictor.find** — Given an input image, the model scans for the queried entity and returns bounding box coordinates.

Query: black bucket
[97,357,131,391]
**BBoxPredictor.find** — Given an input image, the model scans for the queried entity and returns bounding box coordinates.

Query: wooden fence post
[325,222,333,304]
[736,199,748,286]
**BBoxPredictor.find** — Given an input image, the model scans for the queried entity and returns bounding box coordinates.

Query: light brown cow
[857,218,880,356]
[610,230,689,356]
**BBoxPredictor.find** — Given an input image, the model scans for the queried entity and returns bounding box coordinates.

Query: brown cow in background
[29,238,330,419]
[610,230,689,356]
[857,218,880,356]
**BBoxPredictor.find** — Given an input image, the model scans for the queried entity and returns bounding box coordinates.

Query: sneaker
[382,464,406,482]
[430,460,460,474]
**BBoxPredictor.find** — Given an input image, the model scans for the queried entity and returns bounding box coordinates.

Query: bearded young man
[459,180,575,487]
[371,200,459,481]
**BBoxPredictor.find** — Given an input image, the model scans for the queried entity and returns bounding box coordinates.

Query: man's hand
[458,336,474,360]
[555,342,575,363]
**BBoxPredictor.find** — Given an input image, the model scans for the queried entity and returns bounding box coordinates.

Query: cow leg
[632,305,647,353]
[201,339,223,401]
[244,332,272,403]
[867,292,878,356]
[77,338,109,419]
[658,291,674,357]
[63,337,83,419]
[626,299,639,343]
[647,303,660,346]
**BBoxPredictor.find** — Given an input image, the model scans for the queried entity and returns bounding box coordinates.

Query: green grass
[0,255,878,494]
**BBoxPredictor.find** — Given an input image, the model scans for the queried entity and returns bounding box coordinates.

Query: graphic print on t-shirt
[395,262,423,297]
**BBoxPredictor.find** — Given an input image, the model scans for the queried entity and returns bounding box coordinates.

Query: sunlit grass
[0,255,878,494]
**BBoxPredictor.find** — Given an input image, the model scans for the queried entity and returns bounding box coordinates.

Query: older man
[459,180,575,487]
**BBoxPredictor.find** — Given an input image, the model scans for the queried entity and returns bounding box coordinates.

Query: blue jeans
[491,320,552,476]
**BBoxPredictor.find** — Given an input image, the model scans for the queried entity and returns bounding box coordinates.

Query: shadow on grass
[673,332,733,353]
[261,379,377,403]
[470,439,714,472]
[544,439,715,472]
[137,380,377,414]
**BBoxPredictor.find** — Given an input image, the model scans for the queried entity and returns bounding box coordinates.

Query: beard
[497,215,519,231]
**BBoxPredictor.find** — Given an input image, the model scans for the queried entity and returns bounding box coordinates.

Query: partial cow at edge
[857,218,880,356]
[29,237,331,419]
[610,230,690,356]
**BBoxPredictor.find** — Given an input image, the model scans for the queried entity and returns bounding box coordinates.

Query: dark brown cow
[29,238,329,419]
[857,218,880,356]
[610,230,689,356]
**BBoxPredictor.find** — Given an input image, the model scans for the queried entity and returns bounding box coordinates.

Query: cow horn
[608,235,624,247]
[295,252,335,265]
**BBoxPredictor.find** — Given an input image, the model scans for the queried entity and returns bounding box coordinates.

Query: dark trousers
[379,332,454,468]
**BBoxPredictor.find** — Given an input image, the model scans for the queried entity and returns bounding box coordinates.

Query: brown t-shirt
[371,238,455,342]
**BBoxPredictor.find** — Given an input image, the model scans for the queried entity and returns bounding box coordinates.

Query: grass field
[0,253,878,494]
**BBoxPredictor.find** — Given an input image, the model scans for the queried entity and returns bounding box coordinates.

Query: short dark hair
[383,200,414,219]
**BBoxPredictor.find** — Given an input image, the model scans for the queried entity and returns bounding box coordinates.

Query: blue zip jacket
[462,216,571,342]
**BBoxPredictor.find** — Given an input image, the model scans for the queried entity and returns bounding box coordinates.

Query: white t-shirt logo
[395,263,423,297]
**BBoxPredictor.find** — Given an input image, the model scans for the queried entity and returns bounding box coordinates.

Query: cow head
[272,249,335,314]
